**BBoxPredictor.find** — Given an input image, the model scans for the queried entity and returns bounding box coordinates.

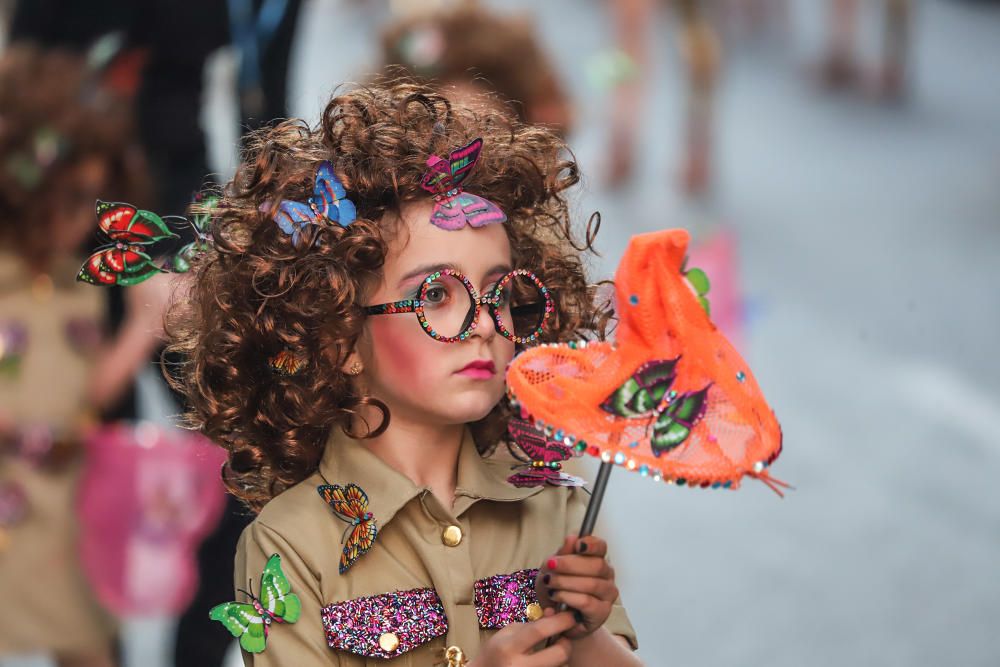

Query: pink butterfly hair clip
[420,137,507,230]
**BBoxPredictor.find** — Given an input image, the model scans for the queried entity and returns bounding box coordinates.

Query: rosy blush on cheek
[367,318,419,378]
[366,316,448,390]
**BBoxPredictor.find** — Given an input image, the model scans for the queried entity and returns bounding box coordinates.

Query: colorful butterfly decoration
[420,137,507,230]
[76,201,181,286]
[505,418,585,488]
[268,350,305,376]
[167,195,218,274]
[316,483,378,574]
[209,553,302,654]
[272,161,357,245]
[599,358,711,457]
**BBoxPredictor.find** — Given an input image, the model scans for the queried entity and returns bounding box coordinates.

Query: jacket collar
[318,426,542,531]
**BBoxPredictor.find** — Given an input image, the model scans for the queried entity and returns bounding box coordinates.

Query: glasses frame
[364,268,554,344]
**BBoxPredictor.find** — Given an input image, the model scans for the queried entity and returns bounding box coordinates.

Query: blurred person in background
[6,6,281,666]
[380,1,574,136]
[818,0,912,99]
[606,0,721,196]
[229,0,305,132]
[0,45,165,667]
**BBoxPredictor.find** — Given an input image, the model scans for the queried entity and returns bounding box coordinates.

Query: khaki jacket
[234,427,637,665]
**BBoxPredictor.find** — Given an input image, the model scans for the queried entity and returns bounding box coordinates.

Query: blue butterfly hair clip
[271,161,357,245]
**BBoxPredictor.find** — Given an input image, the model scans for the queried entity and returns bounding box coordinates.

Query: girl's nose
[470,299,497,341]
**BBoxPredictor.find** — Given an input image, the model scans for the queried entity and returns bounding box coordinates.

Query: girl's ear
[342,349,364,377]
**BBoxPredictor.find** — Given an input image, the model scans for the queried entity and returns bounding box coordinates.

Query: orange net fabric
[506,229,784,492]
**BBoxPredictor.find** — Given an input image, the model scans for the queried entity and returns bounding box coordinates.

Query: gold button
[378,631,400,653]
[442,524,463,547]
[525,602,543,621]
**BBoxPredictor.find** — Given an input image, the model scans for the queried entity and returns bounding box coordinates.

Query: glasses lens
[420,273,476,339]
[495,273,548,340]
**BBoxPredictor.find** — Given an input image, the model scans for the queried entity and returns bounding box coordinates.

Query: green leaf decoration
[683,266,711,314]
[684,267,710,295]
[600,358,679,418]
[208,553,300,654]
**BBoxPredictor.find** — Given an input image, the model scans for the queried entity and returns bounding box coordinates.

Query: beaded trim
[321,587,448,658]
[474,568,541,629]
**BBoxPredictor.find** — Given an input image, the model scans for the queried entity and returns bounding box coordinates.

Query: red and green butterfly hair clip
[77,199,217,286]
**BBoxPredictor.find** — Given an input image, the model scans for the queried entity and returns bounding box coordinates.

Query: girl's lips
[456,360,496,377]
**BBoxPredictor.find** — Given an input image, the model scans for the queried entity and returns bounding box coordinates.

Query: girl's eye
[424,284,449,305]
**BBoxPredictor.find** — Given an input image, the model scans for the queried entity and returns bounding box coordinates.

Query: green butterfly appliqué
[209,553,302,654]
[600,358,710,456]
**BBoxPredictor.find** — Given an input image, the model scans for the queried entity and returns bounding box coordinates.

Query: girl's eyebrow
[396,262,513,288]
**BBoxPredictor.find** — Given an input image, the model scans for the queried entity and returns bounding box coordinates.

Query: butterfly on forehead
[316,483,378,574]
[420,137,507,230]
[505,418,585,488]
[272,161,356,245]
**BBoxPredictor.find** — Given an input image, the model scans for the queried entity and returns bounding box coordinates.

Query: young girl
[170,80,642,665]
[0,45,164,667]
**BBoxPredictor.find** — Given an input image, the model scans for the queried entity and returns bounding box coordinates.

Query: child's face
[356,200,516,427]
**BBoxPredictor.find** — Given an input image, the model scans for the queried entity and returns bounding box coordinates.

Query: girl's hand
[468,608,576,667]
[536,535,619,640]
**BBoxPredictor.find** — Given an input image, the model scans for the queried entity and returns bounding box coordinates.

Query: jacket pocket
[321,586,448,659]
[474,568,541,629]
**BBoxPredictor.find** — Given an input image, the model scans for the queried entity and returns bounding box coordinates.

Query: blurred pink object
[687,227,745,350]
[77,422,227,616]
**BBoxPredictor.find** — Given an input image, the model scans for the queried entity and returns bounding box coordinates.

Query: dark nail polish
[548,588,556,598]
[577,542,588,553]
[542,574,551,585]
[574,610,585,624]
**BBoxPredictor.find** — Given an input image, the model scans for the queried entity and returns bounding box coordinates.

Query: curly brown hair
[166,80,609,512]
[0,45,148,264]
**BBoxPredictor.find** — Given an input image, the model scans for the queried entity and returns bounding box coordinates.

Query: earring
[347,361,363,376]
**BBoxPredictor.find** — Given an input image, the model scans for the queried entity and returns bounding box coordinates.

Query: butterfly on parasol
[316,483,378,574]
[599,358,711,457]
[505,229,786,495]
[209,553,302,654]
[76,200,181,286]
[420,137,507,230]
[505,418,585,488]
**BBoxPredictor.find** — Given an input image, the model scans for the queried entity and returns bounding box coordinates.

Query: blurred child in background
[0,45,166,667]
[606,0,722,196]
[380,2,573,136]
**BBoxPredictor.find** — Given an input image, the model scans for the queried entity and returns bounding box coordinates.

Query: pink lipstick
[456,360,496,379]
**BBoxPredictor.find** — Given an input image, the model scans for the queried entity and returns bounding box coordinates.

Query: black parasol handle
[545,460,614,646]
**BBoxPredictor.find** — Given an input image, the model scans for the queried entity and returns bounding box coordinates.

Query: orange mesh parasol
[506,229,785,494]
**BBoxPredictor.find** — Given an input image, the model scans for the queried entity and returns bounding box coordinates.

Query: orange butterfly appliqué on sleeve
[316,483,378,574]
